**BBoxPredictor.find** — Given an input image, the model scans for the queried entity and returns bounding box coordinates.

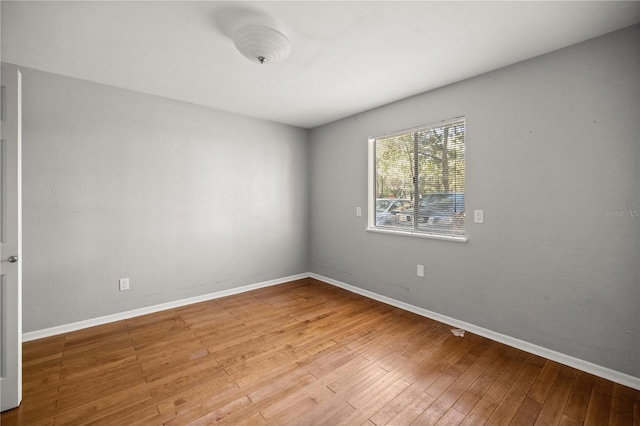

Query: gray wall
[309,25,639,377]
[10,64,310,332]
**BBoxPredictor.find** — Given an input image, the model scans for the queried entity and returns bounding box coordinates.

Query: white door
[0,65,23,412]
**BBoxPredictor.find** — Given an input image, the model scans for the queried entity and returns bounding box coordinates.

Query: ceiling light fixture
[233,25,291,65]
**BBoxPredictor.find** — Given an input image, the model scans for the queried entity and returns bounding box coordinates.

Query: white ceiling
[2,1,639,129]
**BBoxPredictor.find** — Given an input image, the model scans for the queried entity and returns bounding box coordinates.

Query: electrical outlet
[417,265,424,277]
[119,278,130,291]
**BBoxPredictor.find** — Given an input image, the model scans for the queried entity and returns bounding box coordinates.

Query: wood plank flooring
[2,278,639,425]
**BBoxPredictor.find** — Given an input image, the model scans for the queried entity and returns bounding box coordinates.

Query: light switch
[417,265,424,277]
[356,207,362,217]
[474,210,484,224]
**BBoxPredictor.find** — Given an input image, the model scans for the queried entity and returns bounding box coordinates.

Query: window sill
[366,227,468,243]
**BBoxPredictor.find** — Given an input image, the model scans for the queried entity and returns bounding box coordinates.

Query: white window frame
[367,118,468,243]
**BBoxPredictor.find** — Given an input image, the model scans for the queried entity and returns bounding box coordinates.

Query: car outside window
[376,198,411,226]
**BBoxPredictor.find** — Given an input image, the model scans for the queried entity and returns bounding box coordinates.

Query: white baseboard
[310,273,640,391]
[22,273,311,342]
[23,271,639,391]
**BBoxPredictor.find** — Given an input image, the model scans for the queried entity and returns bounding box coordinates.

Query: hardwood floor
[2,278,639,425]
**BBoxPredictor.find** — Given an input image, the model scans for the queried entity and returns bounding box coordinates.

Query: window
[368,117,466,240]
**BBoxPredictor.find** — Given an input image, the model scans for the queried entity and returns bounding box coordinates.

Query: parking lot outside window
[368,118,466,241]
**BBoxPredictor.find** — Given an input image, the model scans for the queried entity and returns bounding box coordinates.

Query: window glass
[370,118,465,239]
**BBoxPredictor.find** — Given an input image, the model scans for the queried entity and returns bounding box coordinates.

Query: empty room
[1,1,639,425]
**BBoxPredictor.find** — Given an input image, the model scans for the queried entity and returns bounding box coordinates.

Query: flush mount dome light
[233,25,291,65]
